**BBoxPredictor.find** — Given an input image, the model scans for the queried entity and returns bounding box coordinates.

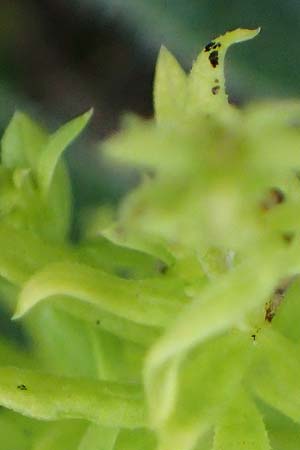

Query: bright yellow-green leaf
[187,28,260,117]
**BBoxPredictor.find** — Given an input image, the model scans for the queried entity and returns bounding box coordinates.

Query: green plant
[0,27,300,450]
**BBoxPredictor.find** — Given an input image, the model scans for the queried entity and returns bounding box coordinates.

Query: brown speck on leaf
[265,276,295,322]
[17,384,27,391]
[261,188,285,211]
[156,261,168,274]
[205,41,215,52]
[212,42,221,49]
[211,85,220,95]
[282,232,294,244]
[209,50,219,68]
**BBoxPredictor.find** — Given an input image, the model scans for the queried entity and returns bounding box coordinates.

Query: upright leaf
[154,46,187,123]
[37,109,92,195]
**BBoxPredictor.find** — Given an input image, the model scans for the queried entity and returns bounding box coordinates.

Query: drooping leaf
[0,366,145,428]
[14,261,186,328]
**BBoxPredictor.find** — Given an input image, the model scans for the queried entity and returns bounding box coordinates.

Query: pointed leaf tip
[37,108,93,195]
[154,46,187,123]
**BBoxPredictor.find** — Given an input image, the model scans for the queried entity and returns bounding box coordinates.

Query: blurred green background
[0,0,299,210]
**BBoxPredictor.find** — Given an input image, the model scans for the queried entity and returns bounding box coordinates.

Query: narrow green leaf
[0,366,145,428]
[2,112,47,170]
[154,46,187,123]
[213,390,270,450]
[14,261,186,328]
[37,109,92,194]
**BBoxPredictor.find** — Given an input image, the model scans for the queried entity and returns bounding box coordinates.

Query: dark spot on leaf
[251,334,256,341]
[96,320,100,325]
[282,232,294,244]
[261,188,285,211]
[265,303,275,323]
[211,85,220,95]
[212,42,221,49]
[156,261,168,274]
[204,41,215,52]
[209,51,219,68]
[17,384,27,391]
[214,78,219,83]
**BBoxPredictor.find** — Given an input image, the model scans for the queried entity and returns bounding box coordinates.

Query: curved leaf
[187,28,260,117]
[14,262,186,328]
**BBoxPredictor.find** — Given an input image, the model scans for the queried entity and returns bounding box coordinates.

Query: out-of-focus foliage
[1,26,300,450]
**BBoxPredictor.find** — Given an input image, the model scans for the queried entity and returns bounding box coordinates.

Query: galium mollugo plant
[0,27,299,450]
